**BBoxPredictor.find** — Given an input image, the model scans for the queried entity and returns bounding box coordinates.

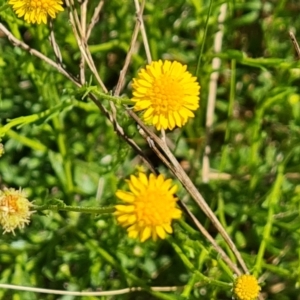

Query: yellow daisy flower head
[233,274,260,300]
[8,0,64,24]
[0,143,4,157]
[0,188,34,234]
[115,172,182,242]
[132,60,200,130]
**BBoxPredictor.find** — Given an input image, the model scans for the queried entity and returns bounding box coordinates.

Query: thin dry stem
[79,0,88,84]
[66,0,107,91]
[49,20,63,65]
[137,125,176,174]
[80,0,88,32]
[289,31,300,59]
[179,201,241,275]
[86,0,105,40]
[134,0,152,63]
[114,0,146,96]
[0,283,181,296]
[202,3,227,183]
[67,0,84,38]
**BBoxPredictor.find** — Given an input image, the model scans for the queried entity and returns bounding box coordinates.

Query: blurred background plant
[0,0,300,299]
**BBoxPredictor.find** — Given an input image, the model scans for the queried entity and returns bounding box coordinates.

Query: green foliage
[1,0,300,299]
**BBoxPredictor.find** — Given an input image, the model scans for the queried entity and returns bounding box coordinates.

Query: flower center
[135,188,174,226]
[1,195,18,214]
[150,75,184,114]
[234,275,260,300]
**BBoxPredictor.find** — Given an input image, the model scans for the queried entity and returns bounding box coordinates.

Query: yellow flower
[0,143,4,157]
[233,274,260,300]
[8,0,64,24]
[115,172,182,242]
[0,188,34,234]
[132,60,200,130]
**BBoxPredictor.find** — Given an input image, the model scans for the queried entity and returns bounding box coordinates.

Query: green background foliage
[1,0,300,299]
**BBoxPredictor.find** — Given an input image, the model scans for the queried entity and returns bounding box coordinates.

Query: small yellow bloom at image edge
[8,0,64,24]
[0,143,4,157]
[233,274,260,300]
[0,188,34,234]
[114,172,182,242]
